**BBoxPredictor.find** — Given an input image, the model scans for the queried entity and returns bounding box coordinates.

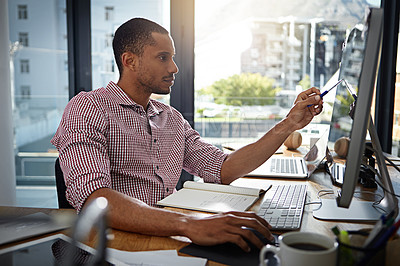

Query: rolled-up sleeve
[51,93,111,212]
[182,120,228,184]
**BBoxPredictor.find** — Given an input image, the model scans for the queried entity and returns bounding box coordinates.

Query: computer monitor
[313,8,399,221]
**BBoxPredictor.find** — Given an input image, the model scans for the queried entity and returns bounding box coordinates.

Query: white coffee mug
[259,231,338,266]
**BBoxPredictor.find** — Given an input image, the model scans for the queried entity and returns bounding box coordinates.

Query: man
[51,18,322,252]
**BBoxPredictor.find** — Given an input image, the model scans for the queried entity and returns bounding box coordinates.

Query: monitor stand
[313,198,383,221]
[313,117,398,221]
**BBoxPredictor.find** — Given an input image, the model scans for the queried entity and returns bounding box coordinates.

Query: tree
[199,73,281,106]
[298,74,311,91]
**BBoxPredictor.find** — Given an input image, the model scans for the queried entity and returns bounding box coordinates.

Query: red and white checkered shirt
[51,81,227,211]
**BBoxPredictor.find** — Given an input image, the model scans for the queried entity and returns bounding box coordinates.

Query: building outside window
[8,0,69,208]
[17,4,27,19]
[194,0,381,151]
[18,32,28,47]
[5,0,171,208]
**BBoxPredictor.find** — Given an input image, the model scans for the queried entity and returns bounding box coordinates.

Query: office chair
[55,158,74,209]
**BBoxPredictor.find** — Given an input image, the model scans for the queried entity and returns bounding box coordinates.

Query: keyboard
[270,158,299,174]
[257,184,307,230]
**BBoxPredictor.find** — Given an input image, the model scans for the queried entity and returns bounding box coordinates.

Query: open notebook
[247,130,329,178]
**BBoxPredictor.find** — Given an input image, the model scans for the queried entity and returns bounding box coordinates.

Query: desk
[1,166,400,265]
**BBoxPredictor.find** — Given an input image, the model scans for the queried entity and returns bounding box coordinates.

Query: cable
[305,201,323,206]
[365,144,400,173]
[318,189,335,198]
[365,164,400,198]
[305,189,334,206]
[384,155,400,173]
[314,188,383,202]
[309,188,387,215]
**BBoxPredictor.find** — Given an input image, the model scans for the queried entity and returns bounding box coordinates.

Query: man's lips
[163,77,175,83]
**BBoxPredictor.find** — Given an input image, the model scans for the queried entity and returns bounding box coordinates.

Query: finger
[223,225,265,251]
[297,87,321,102]
[226,211,271,229]
[314,102,323,114]
[302,95,321,108]
[303,87,321,96]
[225,213,274,242]
[239,227,265,250]
[226,233,251,252]
[311,99,324,114]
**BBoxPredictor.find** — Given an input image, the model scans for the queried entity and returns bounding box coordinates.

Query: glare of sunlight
[366,0,381,7]
[195,22,252,89]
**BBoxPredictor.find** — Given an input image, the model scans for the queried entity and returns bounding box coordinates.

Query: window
[104,6,114,21]
[91,0,171,107]
[21,85,31,100]
[18,5,27,19]
[8,0,69,208]
[105,59,114,73]
[194,0,380,150]
[105,33,113,48]
[20,59,29,73]
[18,32,28,46]
[393,28,400,154]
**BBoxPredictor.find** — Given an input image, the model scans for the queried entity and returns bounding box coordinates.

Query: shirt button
[166,188,169,193]
[154,139,157,143]
[156,165,159,170]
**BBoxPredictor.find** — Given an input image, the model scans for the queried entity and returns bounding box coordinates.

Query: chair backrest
[55,158,74,209]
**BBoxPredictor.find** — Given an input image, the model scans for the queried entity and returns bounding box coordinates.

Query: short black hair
[112,18,169,75]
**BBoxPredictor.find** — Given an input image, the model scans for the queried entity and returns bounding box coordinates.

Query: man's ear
[121,52,137,71]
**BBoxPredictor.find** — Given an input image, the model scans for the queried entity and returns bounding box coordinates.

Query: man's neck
[117,79,151,109]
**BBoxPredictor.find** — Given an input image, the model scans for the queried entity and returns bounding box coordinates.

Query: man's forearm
[86,188,190,236]
[86,188,275,251]
[220,118,294,184]
[220,88,322,184]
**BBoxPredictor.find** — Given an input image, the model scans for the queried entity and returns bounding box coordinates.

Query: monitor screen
[327,25,365,150]
[313,7,398,221]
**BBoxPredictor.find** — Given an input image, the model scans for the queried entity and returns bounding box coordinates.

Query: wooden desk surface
[1,159,400,266]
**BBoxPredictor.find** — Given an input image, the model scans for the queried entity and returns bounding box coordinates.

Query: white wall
[0,0,17,206]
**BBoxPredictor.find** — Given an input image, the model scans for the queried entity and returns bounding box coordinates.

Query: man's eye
[159,56,167,61]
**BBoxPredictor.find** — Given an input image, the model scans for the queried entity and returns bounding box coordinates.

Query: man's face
[136,32,179,95]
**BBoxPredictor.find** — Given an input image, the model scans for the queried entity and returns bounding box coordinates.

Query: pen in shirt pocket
[307,79,344,107]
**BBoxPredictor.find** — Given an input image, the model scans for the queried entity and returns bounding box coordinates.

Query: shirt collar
[105,81,162,116]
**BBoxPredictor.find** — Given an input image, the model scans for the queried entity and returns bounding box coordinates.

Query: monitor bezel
[337,7,398,216]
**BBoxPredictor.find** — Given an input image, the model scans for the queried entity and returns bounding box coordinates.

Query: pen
[307,79,344,107]
[364,214,389,248]
[342,79,357,100]
[371,219,400,249]
[222,146,236,152]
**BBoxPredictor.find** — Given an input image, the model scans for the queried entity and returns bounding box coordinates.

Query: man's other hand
[182,211,273,252]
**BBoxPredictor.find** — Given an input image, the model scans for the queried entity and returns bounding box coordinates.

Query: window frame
[20,59,29,73]
[18,32,28,47]
[66,0,398,153]
[375,0,400,152]
[17,5,27,20]
[104,6,114,21]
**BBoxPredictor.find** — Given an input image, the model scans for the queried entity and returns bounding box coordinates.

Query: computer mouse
[244,227,278,247]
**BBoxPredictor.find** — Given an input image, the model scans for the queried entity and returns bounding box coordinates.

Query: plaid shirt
[51,81,227,211]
